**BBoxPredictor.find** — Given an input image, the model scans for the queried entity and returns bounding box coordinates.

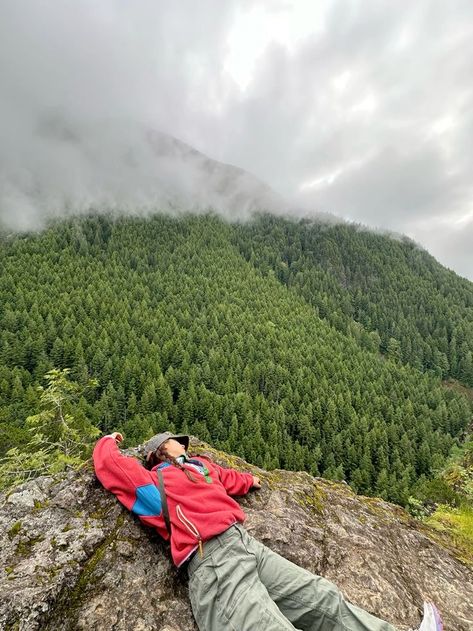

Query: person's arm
[203,457,260,496]
[93,434,164,517]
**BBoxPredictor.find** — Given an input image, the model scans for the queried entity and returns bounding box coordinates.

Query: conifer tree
[0,369,99,490]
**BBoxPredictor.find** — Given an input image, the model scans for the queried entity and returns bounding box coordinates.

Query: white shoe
[417,602,443,631]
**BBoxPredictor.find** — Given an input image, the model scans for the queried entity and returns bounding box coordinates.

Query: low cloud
[412,216,473,281]
[0,1,472,278]
[0,113,286,231]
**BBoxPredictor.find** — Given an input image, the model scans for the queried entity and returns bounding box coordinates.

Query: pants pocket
[214,537,259,619]
[234,524,258,559]
[188,563,217,630]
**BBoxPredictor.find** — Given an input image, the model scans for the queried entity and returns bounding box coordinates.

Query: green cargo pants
[187,524,397,631]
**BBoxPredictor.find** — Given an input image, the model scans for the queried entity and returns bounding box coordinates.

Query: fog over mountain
[0,115,289,230]
[1,1,472,279]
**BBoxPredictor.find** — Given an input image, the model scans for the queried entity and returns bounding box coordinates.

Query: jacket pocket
[176,504,202,548]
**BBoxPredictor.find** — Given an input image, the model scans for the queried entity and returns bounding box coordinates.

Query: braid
[156,445,198,483]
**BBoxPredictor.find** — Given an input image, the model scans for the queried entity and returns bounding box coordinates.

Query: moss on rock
[7,521,22,540]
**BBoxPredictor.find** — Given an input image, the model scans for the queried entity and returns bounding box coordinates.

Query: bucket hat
[145,432,189,453]
[142,432,190,469]
[140,432,189,469]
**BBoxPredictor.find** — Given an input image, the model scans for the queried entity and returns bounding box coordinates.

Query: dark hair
[145,444,198,483]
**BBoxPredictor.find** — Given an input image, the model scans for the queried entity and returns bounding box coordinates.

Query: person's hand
[251,475,261,489]
[110,432,123,443]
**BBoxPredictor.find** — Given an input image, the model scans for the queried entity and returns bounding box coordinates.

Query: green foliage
[425,504,473,562]
[442,439,473,501]
[0,212,472,504]
[410,433,473,525]
[411,476,461,508]
[0,369,99,490]
[406,496,431,519]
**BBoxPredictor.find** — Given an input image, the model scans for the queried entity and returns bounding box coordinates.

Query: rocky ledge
[0,438,472,630]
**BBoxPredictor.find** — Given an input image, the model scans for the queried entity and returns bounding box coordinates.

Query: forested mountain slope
[232,214,473,386]
[0,212,471,505]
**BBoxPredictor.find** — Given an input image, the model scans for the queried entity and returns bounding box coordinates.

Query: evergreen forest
[1,211,472,507]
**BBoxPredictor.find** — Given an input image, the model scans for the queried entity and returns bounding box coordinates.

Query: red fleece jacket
[93,436,254,567]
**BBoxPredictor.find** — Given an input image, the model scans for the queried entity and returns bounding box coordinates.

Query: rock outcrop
[1,438,472,630]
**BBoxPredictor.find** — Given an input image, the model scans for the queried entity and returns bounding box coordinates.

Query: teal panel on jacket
[132,483,162,517]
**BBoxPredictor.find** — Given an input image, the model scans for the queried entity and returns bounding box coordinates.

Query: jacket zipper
[176,504,203,558]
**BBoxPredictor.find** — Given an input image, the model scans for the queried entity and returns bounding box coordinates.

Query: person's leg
[187,526,300,631]
[234,524,397,631]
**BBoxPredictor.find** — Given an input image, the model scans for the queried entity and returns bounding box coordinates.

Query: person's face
[163,438,186,458]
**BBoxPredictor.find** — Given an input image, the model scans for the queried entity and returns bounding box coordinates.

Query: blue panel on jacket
[132,484,162,517]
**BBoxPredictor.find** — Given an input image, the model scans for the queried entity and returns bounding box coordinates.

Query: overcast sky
[1,1,472,280]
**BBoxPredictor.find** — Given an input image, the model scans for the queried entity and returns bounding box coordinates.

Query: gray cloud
[298,144,464,228]
[418,217,473,281]
[0,1,472,279]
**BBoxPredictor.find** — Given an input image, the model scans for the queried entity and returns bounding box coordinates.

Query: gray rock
[0,439,472,630]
